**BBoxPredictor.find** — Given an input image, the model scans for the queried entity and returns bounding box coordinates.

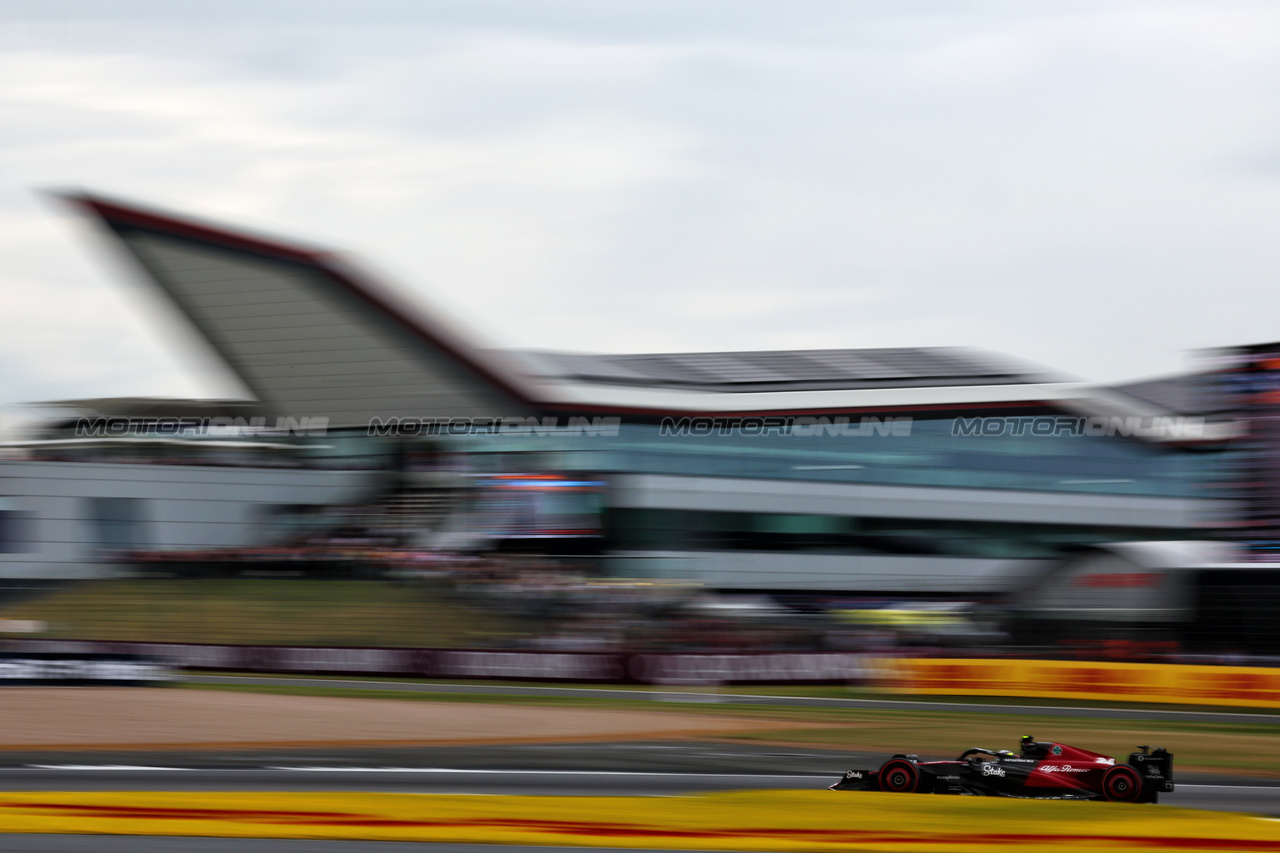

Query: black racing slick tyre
[877,759,921,794]
[1102,765,1143,803]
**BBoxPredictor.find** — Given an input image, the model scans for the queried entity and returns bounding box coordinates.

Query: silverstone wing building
[0,194,1228,594]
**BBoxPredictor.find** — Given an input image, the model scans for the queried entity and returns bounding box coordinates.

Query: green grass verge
[187,671,1280,717]
[0,579,536,647]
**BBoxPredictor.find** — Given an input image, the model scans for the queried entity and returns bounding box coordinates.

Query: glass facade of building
[448,417,1217,500]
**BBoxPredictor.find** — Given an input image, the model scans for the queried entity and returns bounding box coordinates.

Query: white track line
[28,765,194,771]
[23,764,830,779]
[267,767,833,778]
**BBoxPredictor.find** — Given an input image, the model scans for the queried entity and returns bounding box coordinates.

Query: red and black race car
[831,736,1173,803]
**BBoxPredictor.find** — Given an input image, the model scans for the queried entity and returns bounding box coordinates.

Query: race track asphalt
[0,740,1275,815]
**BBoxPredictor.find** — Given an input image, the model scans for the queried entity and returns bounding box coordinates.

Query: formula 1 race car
[831,736,1174,803]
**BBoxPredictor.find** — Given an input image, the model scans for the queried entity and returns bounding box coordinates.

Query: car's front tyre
[877,758,921,793]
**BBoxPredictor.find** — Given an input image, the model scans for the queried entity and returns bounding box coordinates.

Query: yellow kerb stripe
[0,790,1276,852]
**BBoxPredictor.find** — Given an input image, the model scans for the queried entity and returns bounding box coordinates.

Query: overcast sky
[2,1,1279,408]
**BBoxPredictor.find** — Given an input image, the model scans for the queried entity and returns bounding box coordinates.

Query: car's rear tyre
[877,758,921,793]
[1102,765,1143,803]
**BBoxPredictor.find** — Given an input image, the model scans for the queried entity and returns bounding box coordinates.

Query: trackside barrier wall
[8,641,1280,707]
[873,657,1280,709]
[0,641,871,685]
[0,653,169,685]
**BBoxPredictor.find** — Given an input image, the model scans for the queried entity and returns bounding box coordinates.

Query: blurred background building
[1,193,1273,657]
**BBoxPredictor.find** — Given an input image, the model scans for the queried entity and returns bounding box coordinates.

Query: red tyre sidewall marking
[1102,766,1142,803]
[879,760,920,794]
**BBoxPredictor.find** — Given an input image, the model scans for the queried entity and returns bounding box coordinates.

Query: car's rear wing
[1129,746,1174,796]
